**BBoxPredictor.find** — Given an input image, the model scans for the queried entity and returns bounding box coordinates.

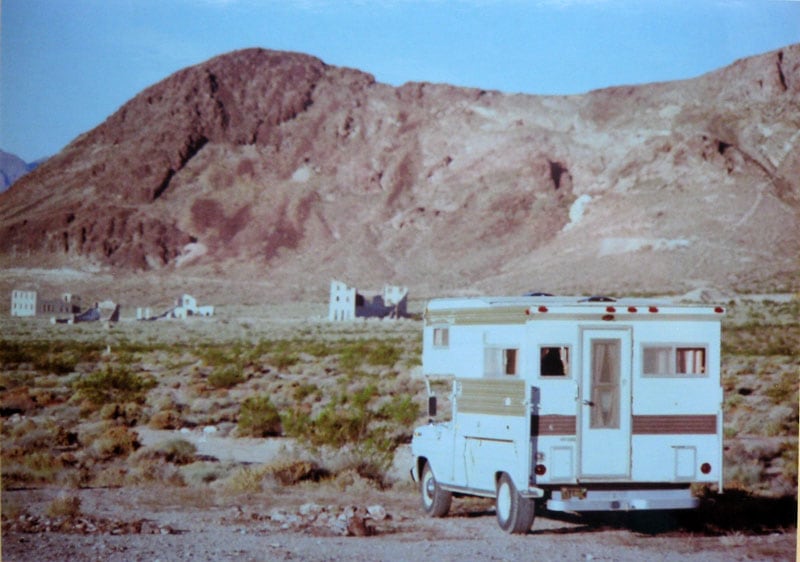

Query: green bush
[379,394,418,425]
[292,382,319,402]
[33,353,78,375]
[237,395,282,437]
[73,366,156,407]
[280,384,410,479]
[208,365,245,389]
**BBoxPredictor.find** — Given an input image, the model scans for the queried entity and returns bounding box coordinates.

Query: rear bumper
[547,488,699,512]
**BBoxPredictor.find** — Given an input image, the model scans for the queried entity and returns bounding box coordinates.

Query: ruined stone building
[328,280,408,321]
[10,290,81,317]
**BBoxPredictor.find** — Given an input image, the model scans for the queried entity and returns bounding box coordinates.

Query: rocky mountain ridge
[1,45,798,299]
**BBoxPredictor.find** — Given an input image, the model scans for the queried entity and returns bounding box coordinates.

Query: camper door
[579,329,632,478]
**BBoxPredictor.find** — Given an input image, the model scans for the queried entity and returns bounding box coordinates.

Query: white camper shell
[410,295,725,533]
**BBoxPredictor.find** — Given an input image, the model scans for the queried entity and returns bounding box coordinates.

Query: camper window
[643,346,707,376]
[540,346,570,377]
[484,347,519,377]
[433,327,449,348]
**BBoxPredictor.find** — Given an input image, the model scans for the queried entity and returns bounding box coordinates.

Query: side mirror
[428,396,437,418]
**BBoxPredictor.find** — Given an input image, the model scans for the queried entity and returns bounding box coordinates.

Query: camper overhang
[425,296,725,325]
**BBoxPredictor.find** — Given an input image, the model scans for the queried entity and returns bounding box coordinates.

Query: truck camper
[410,295,725,533]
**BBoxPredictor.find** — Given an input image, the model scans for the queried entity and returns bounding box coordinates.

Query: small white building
[10,290,36,317]
[172,294,214,319]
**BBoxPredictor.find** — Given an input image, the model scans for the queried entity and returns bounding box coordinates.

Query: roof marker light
[602,314,615,321]
[538,306,548,313]
[714,307,725,314]
[606,306,616,313]
[649,306,659,313]
[627,306,637,313]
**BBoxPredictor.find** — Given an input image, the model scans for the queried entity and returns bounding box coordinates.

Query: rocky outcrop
[1,45,798,296]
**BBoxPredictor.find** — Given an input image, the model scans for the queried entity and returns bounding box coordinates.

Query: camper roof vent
[581,295,617,303]
[523,291,554,297]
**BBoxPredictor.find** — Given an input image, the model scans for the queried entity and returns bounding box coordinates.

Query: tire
[420,461,452,517]
[495,473,535,534]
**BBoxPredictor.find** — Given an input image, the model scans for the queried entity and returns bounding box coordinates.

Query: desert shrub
[127,459,185,486]
[281,384,410,481]
[208,365,245,389]
[181,461,231,486]
[200,346,243,369]
[780,441,798,483]
[338,340,399,372]
[237,395,282,437]
[271,351,300,370]
[156,438,197,464]
[224,465,271,494]
[262,459,326,485]
[222,459,323,494]
[33,353,79,375]
[0,340,102,369]
[99,402,145,426]
[365,340,403,367]
[133,439,197,465]
[73,366,156,407]
[149,408,182,429]
[0,386,37,416]
[2,451,64,487]
[724,461,764,491]
[379,394,418,426]
[46,494,81,518]
[90,466,128,488]
[765,372,798,405]
[292,382,319,402]
[93,426,139,459]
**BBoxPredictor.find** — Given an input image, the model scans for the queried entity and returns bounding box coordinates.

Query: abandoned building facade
[328,280,408,321]
[10,290,82,317]
[137,294,214,321]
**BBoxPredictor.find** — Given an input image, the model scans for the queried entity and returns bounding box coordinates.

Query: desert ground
[1,295,797,561]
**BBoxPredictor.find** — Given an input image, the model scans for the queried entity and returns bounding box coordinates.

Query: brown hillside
[1,45,798,300]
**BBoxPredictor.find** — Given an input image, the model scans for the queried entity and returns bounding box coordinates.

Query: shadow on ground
[530,489,797,536]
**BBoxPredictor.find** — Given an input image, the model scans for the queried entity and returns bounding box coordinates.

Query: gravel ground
[2,486,795,562]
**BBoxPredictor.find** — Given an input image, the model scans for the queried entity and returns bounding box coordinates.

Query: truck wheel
[495,473,535,534]
[420,461,452,517]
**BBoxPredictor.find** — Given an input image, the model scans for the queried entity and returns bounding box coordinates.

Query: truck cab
[411,295,725,533]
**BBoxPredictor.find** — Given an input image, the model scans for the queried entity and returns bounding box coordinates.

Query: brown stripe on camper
[531,415,577,435]
[456,378,527,417]
[632,415,717,434]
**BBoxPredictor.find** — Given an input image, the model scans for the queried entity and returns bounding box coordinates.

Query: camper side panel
[630,320,722,485]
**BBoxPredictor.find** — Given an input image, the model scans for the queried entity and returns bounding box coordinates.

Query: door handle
[583,400,595,407]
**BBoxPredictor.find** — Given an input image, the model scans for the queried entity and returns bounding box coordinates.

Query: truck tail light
[535,464,547,476]
[700,462,712,474]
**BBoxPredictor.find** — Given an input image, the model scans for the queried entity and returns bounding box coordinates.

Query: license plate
[560,487,587,500]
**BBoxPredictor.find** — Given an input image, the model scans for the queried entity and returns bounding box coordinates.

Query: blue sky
[1,0,798,162]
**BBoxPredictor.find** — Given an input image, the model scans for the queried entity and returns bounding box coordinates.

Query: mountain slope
[1,45,798,298]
